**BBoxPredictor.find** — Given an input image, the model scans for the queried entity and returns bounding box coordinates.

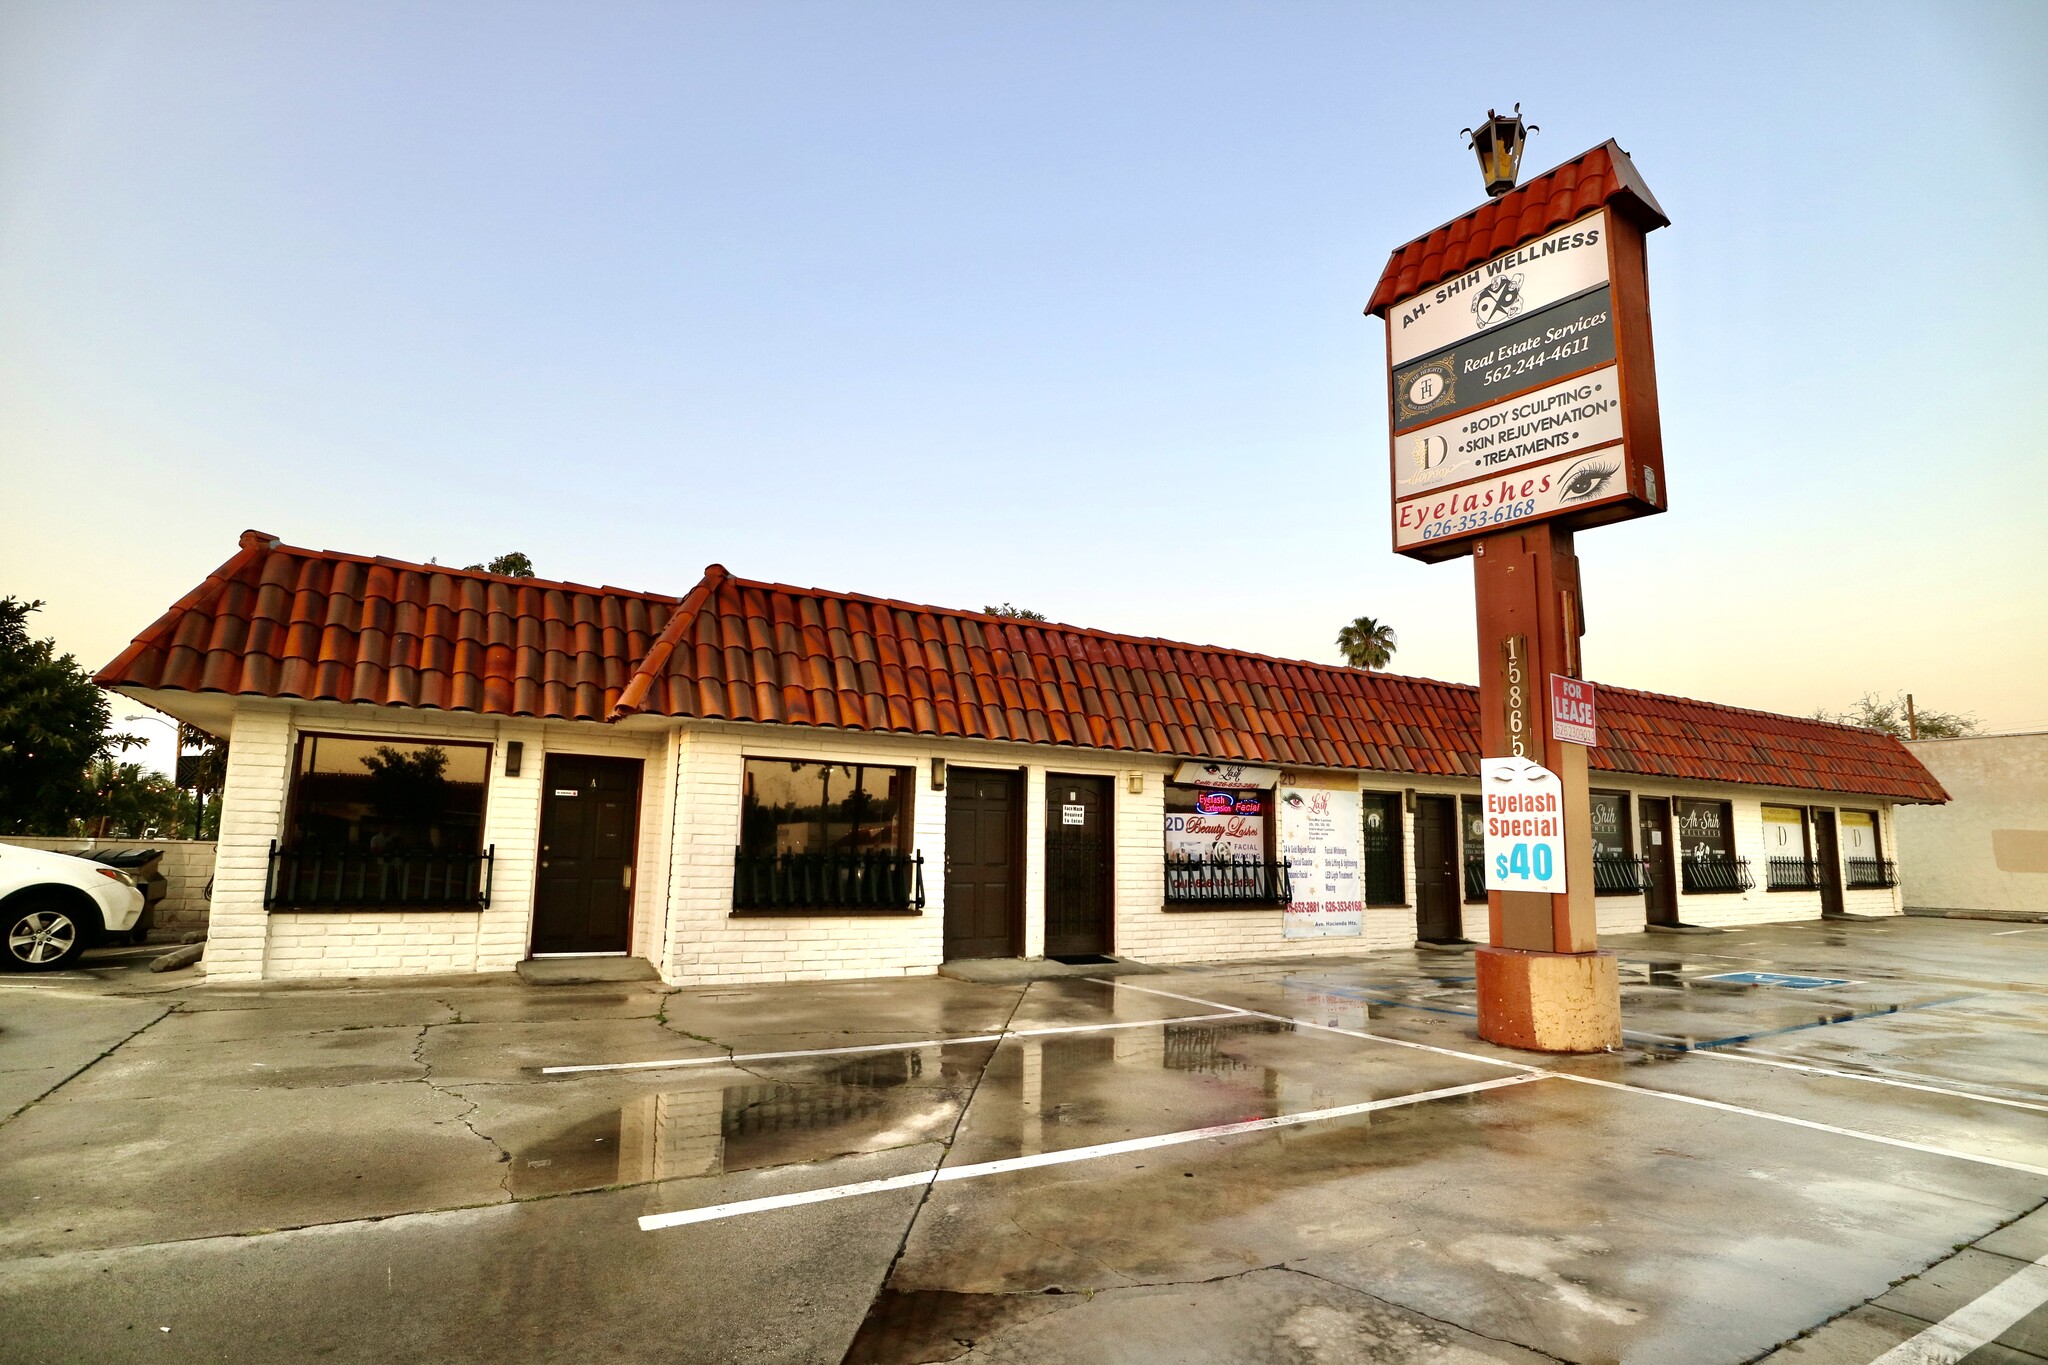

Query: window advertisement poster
[1280,786,1364,939]
[1588,792,1628,860]
[1763,805,1807,856]
[1163,789,1266,860]
[1839,810,1879,858]
[1675,799,1731,861]
[1481,756,1567,894]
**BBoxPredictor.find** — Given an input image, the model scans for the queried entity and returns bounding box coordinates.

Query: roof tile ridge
[1596,679,1910,741]
[1379,140,1613,261]
[93,531,276,685]
[609,564,729,720]
[705,570,1484,689]
[256,536,680,602]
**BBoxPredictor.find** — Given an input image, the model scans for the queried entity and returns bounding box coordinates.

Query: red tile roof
[1365,139,1668,319]
[100,534,1947,803]
[95,531,679,722]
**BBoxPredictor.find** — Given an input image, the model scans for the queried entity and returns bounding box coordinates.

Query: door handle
[622,867,633,890]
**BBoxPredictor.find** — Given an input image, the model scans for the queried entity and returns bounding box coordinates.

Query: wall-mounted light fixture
[930,757,947,791]
[1127,772,1144,795]
[505,741,524,778]
[1403,787,1417,813]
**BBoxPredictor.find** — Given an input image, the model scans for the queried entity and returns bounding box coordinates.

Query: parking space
[0,917,2043,1362]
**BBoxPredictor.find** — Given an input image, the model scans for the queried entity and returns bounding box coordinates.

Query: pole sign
[1481,756,1567,893]
[1549,674,1597,747]
[1371,143,1669,563]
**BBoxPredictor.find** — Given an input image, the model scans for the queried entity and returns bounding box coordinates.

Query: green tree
[465,552,536,577]
[77,760,184,838]
[983,603,1047,621]
[1814,691,1979,740]
[0,598,139,833]
[1336,616,1398,670]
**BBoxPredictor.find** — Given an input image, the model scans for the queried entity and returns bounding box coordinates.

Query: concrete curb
[1905,907,2048,924]
[149,943,204,973]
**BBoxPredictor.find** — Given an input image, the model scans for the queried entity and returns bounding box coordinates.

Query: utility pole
[1906,693,1918,741]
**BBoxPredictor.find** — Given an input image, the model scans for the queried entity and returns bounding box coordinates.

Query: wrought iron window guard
[1462,854,1487,904]
[265,840,493,910]
[1766,857,1824,891]
[1362,827,1404,907]
[732,848,926,913]
[1594,853,1650,895]
[1164,854,1293,906]
[1844,858,1897,890]
[1681,853,1753,895]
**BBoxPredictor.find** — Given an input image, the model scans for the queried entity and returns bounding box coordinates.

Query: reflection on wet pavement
[510,1047,983,1197]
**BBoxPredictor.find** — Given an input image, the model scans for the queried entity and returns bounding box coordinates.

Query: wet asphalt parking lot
[0,917,2044,1364]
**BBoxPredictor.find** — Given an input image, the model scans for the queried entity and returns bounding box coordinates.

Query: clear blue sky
[4,2,2044,776]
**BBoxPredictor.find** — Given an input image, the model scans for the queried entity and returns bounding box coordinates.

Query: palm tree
[1336,616,1397,670]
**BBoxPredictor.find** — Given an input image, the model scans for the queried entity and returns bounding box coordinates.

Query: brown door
[1814,810,1845,918]
[1638,797,1677,927]
[1415,796,1463,942]
[531,755,642,955]
[944,769,1019,960]
[1045,775,1112,958]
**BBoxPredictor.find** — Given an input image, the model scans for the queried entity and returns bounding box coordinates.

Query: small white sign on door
[1062,804,1086,825]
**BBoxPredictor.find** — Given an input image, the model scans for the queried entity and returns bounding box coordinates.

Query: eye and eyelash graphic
[1557,456,1620,503]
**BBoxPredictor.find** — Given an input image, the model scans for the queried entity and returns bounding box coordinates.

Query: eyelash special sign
[1373,145,1670,562]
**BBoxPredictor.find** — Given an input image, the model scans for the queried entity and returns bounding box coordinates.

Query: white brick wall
[204,705,294,981]
[200,701,666,982]
[193,697,1910,986]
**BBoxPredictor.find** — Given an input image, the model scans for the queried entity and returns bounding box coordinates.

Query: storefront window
[1675,797,1749,893]
[1590,791,1639,894]
[1164,783,1271,861]
[1361,792,1405,905]
[1461,796,1486,902]
[287,735,489,853]
[1762,805,1816,890]
[740,760,909,855]
[270,735,494,911]
[1165,782,1283,904]
[1840,810,1893,888]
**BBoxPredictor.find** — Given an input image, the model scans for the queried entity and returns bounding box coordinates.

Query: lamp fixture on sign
[1463,105,1537,198]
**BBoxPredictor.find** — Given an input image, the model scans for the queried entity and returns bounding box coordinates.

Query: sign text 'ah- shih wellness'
[1378,197,1667,560]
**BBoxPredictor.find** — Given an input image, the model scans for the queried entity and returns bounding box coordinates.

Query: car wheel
[3,896,91,971]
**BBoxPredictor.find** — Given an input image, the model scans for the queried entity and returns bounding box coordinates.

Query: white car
[0,845,147,971]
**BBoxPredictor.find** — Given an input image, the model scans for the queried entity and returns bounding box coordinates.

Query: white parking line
[1870,1249,2048,1364]
[639,1072,1549,1230]
[1088,978,1541,1073]
[1706,1049,2048,1114]
[1557,1074,2048,1178]
[542,1011,1249,1075]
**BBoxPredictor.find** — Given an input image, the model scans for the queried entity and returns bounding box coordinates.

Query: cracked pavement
[0,918,2046,1362]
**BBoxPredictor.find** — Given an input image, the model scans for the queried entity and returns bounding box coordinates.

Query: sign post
[1368,129,1668,1052]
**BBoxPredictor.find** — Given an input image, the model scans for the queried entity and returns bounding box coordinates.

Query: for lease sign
[1481,756,1567,894]
[1549,675,1597,747]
